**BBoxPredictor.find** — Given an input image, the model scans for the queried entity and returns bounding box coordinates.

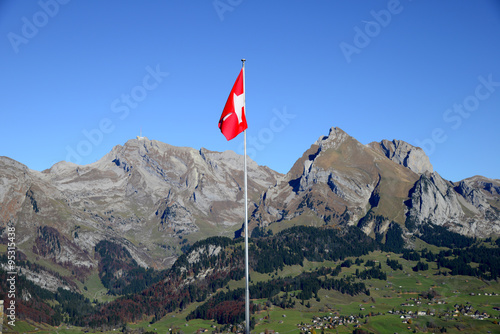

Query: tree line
[7,221,500,329]
[187,264,371,324]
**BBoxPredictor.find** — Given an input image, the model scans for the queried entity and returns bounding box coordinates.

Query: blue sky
[1,0,499,182]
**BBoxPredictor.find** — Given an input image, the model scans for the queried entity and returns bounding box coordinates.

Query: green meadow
[5,247,500,334]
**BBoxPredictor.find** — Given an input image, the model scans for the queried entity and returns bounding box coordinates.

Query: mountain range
[251,127,500,238]
[1,127,499,291]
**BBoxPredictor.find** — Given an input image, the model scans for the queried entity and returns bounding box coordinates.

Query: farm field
[6,247,499,334]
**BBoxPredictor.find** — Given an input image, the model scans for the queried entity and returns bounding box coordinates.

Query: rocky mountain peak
[251,126,500,239]
[250,127,421,234]
[368,139,433,174]
[0,156,30,171]
[314,127,350,150]
[1,128,499,298]
[0,138,282,274]
[454,176,500,208]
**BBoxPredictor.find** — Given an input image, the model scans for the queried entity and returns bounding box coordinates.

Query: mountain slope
[2,128,500,330]
[250,127,500,238]
[250,127,420,235]
[1,128,499,298]
[0,138,281,281]
[405,173,500,237]
[368,138,433,174]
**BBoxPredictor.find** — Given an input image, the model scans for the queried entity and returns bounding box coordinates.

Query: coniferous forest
[1,223,500,332]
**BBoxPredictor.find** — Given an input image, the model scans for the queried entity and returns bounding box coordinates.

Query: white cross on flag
[218,69,247,141]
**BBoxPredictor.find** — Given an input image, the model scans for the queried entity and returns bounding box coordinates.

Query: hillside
[2,224,500,333]
[250,127,500,238]
[0,137,280,283]
[1,127,500,332]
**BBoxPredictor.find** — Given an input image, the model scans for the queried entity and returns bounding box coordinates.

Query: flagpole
[241,58,250,334]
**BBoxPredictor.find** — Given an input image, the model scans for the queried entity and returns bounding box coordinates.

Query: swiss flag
[218,69,247,141]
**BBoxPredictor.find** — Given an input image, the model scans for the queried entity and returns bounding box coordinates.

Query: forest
[1,222,500,331]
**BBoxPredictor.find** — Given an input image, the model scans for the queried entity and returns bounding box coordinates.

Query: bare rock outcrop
[2,129,499,294]
[252,127,500,240]
[251,127,419,233]
[405,173,500,237]
[0,138,281,288]
[369,139,433,174]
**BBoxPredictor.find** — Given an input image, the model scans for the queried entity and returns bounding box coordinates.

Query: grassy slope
[119,246,500,334]
[9,240,500,333]
[315,139,419,227]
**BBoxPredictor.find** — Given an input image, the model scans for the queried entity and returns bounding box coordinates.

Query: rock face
[0,138,281,281]
[369,139,433,174]
[405,173,500,237]
[1,129,499,292]
[250,127,420,235]
[251,127,500,239]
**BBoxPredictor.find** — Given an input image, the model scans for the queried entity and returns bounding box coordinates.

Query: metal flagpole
[242,58,250,334]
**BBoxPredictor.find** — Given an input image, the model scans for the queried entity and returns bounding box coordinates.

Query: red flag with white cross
[218,69,247,140]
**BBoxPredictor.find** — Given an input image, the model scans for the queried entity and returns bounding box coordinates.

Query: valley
[2,226,500,333]
[1,128,500,333]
